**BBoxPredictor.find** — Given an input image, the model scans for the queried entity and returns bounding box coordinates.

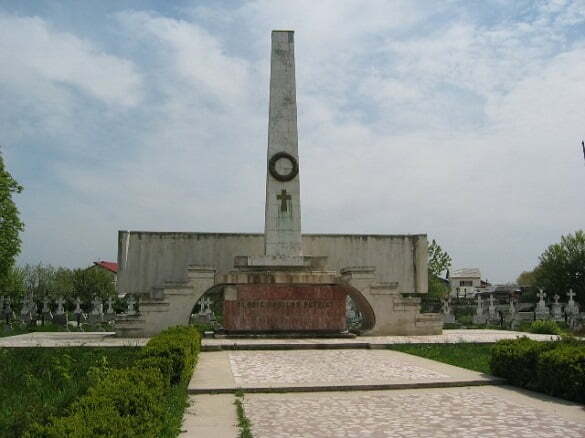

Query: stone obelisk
[264,30,302,257]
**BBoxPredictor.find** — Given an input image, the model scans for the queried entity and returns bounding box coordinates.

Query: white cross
[489,294,495,307]
[56,297,66,315]
[21,296,29,315]
[74,297,82,314]
[92,296,103,314]
[567,289,576,301]
[106,297,114,314]
[127,296,136,315]
[42,297,50,313]
[537,289,546,301]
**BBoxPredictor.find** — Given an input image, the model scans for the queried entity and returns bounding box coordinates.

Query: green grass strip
[387,343,493,374]
[234,393,253,438]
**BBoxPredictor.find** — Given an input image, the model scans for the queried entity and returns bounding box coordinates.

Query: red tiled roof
[94,261,118,273]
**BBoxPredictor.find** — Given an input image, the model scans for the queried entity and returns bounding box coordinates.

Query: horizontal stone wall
[117,231,428,296]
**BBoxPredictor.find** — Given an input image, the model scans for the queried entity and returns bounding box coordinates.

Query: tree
[0,151,24,289]
[516,269,538,287]
[535,230,585,306]
[428,239,452,297]
[70,267,116,301]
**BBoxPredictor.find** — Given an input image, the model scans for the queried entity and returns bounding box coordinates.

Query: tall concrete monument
[115,31,441,337]
[265,31,302,258]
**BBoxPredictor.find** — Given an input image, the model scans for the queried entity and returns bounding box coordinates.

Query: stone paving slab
[243,386,585,437]
[189,349,503,394]
[180,394,238,438]
[202,330,559,351]
[0,332,148,347]
[0,329,558,349]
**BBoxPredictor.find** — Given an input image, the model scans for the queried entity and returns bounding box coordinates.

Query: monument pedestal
[223,283,346,332]
[221,261,347,333]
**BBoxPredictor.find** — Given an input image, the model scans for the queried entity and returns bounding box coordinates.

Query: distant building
[89,260,118,290]
[449,268,483,298]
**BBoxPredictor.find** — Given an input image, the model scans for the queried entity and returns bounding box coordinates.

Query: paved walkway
[0,329,557,348]
[204,329,558,350]
[243,387,585,437]
[189,349,502,393]
[4,330,582,436]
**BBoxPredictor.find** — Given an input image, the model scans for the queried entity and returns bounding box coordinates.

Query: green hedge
[26,326,201,437]
[490,337,585,402]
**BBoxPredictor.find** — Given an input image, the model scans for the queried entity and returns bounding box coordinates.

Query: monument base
[223,284,347,333]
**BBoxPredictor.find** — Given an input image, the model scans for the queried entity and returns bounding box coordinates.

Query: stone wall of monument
[117,231,428,296]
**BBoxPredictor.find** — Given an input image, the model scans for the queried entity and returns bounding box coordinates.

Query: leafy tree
[0,151,24,289]
[535,230,585,306]
[516,269,539,287]
[428,239,452,297]
[70,267,116,302]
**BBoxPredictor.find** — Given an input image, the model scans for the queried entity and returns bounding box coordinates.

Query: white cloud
[0,14,142,107]
[6,1,585,284]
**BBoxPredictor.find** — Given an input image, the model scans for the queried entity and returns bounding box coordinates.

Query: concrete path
[243,386,585,437]
[0,329,557,348]
[0,331,148,347]
[188,349,503,394]
[180,394,238,438]
[203,329,558,350]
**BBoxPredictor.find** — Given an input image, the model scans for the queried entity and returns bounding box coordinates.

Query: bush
[490,337,585,402]
[140,326,201,384]
[527,320,561,335]
[536,345,585,402]
[27,326,201,437]
[489,337,557,388]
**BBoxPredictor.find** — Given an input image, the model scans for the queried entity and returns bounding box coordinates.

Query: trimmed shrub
[489,337,557,388]
[536,345,585,402]
[527,320,562,335]
[140,326,201,384]
[26,326,201,437]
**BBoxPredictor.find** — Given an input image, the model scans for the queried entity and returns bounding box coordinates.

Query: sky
[1,0,584,283]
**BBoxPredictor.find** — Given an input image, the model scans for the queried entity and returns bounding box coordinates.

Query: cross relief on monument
[277,189,292,213]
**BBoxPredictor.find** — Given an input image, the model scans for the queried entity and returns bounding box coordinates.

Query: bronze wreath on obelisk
[268,151,299,182]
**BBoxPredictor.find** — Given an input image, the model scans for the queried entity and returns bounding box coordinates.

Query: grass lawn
[387,343,493,374]
[0,347,141,437]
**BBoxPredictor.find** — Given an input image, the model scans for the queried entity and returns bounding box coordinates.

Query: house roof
[451,268,481,278]
[93,261,118,273]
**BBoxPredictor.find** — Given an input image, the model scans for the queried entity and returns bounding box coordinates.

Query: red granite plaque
[223,284,347,332]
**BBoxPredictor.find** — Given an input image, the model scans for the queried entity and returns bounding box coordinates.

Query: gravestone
[551,294,563,321]
[473,296,487,324]
[53,297,68,327]
[535,289,550,320]
[103,297,115,323]
[88,296,103,326]
[73,297,83,327]
[41,297,53,324]
[441,297,455,324]
[487,294,499,324]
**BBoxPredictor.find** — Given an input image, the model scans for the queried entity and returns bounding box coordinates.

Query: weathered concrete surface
[342,266,439,336]
[116,266,215,337]
[0,332,148,348]
[265,30,302,257]
[180,394,238,438]
[243,387,585,437]
[202,330,560,351]
[117,232,428,296]
[188,349,503,394]
[0,330,560,348]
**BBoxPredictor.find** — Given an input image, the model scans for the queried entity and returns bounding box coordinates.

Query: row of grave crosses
[0,295,139,321]
[442,289,582,327]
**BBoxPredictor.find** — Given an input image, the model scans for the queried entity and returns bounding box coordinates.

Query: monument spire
[264,30,302,257]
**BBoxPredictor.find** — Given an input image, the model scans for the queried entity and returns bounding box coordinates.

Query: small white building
[449,268,482,298]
